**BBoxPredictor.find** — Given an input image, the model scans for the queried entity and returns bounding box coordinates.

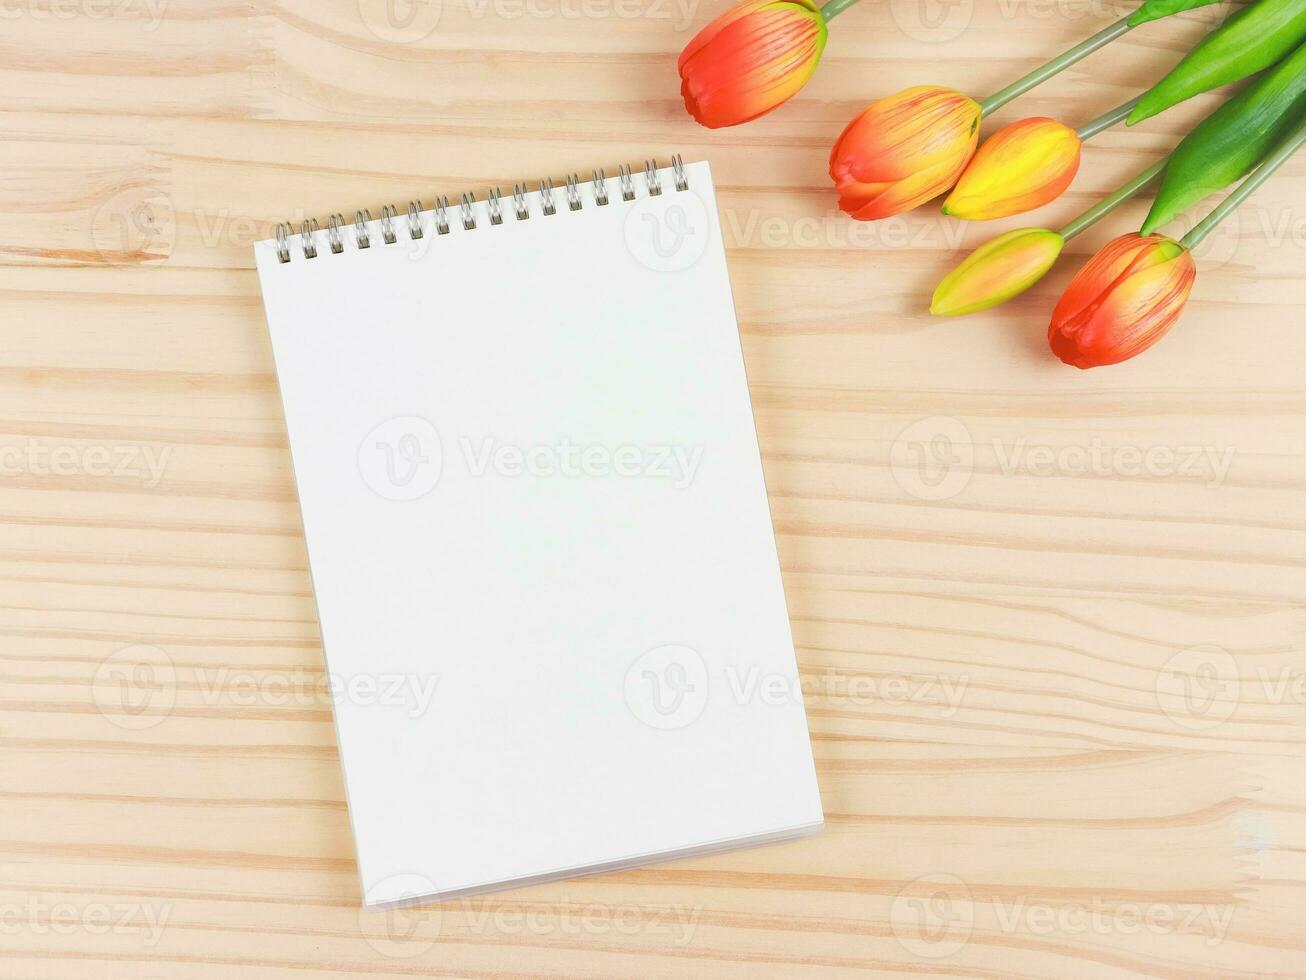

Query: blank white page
[254,161,823,907]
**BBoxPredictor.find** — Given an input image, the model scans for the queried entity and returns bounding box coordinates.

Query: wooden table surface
[3,0,1304,976]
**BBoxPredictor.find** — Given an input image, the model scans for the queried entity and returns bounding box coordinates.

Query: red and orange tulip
[830,86,981,221]
[1048,233,1196,369]
[679,0,828,129]
[943,117,1083,220]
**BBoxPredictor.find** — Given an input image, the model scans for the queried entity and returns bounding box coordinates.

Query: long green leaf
[1129,0,1224,27]
[1142,40,1306,233]
[1129,0,1306,124]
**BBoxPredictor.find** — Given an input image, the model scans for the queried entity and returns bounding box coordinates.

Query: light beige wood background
[2,0,1304,976]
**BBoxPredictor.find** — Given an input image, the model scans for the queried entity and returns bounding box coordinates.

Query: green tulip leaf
[1129,0,1224,27]
[1129,0,1306,124]
[1142,39,1306,233]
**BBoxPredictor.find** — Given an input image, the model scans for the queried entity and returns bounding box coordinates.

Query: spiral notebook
[253,157,823,908]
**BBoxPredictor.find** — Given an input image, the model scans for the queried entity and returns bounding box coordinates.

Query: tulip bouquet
[678,0,1306,368]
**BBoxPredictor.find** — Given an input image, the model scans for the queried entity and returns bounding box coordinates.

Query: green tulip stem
[979,15,1133,117]
[819,0,861,21]
[1075,96,1144,141]
[1181,121,1306,248]
[1057,157,1168,241]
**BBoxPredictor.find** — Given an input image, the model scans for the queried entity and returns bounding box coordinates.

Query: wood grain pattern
[1,0,1303,975]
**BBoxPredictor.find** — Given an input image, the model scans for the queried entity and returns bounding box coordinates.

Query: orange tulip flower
[830,86,981,221]
[943,118,1083,220]
[678,0,829,129]
[1048,233,1196,369]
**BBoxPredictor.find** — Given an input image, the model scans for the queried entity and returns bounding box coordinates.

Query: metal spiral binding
[643,159,662,196]
[327,214,344,254]
[379,205,397,245]
[671,155,688,192]
[299,219,319,259]
[272,155,688,263]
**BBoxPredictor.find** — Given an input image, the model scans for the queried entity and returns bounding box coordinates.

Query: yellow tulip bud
[942,118,1082,220]
[931,228,1065,316]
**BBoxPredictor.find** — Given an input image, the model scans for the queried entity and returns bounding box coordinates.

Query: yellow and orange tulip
[679,0,828,130]
[943,117,1082,220]
[830,85,981,221]
[1049,233,1196,369]
[931,228,1065,316]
